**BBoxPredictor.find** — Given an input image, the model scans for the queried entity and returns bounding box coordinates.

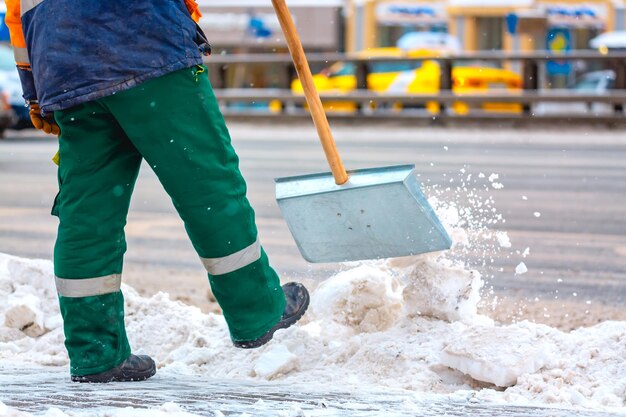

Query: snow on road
[1,365,622,417]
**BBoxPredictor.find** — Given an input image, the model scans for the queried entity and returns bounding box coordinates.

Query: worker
[4,0,309,383]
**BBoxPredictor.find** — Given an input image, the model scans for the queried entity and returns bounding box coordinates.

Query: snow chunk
[515,262,528,275]
[441,323,557,387]
[310,265,402,332]
[496,231,512,248]
[433,202,460,228]
[402,257,484,323]
[4,294,46,337]
[253,344,298,379]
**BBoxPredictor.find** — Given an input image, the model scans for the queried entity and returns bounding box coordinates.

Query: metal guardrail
[206,51,626,123]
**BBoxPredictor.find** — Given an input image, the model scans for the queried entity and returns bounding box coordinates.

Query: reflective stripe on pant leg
[200,237,261,276]
[103,66,286,341]
[55,274,121,298]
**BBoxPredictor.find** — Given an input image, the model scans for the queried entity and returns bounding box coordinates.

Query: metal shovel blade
[275,164,452,263]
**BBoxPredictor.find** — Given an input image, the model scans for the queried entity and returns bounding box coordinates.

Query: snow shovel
[272,0,452,263]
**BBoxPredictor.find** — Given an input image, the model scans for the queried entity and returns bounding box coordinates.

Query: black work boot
[234,282,310,349]
[71,354,156,383]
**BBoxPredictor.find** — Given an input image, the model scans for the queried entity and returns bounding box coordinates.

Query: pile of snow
[2,251,626,411]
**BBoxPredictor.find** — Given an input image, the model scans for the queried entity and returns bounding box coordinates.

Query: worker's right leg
[104,66,296,344]
[53,101,146,378]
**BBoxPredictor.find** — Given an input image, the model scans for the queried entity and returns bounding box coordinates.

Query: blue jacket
[6,0,204,112]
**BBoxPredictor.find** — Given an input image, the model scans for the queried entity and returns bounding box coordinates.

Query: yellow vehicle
[291,47,522,114]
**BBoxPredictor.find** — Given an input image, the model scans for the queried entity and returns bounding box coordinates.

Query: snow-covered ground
[1,245,626,415]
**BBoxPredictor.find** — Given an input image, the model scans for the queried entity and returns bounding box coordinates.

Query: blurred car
[0,44,31,129]
[534,70,615,115]
[290,47,522,114]
[0,46,15,136]
[572,70,615,92]
[396,32,461,53]
[0,90,12,137]
[589,31,626,53]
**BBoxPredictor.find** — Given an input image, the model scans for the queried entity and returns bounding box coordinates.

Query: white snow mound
[1,252,626,411]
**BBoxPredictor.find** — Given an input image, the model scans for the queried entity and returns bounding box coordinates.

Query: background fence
[204,51,626,124]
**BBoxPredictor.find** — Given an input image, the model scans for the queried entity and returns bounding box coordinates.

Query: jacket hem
[42,57,203,113]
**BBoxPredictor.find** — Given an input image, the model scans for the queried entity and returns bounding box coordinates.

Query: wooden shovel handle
[271,0,349,185]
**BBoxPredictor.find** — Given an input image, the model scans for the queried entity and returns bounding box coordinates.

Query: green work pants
[52,65,286,376]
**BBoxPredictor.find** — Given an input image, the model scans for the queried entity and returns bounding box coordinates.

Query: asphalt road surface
[1,122,625,328]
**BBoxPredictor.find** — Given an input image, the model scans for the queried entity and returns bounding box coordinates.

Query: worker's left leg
[53,101,142,376]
